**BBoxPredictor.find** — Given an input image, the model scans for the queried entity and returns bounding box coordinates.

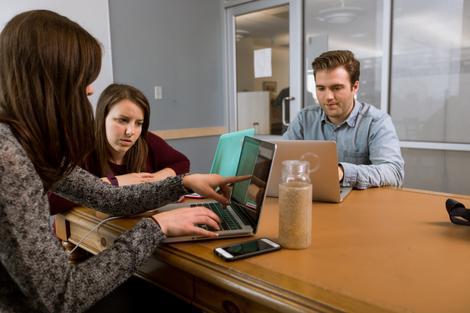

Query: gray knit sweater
[0,123,187,313]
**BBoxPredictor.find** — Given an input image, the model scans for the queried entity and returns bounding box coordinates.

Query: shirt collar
[320,109,328,124]
[344,100,362,127]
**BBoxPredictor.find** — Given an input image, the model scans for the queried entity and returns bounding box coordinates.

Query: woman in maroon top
[49,83,190,215]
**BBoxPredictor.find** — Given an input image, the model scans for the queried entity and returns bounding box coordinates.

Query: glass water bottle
[278,160,312,249]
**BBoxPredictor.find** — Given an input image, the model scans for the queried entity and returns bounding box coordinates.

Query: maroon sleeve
[146,132,190,175]
[48,192,78,215]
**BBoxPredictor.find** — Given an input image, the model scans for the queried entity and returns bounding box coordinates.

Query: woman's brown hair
[93,83,150,177]
[0,10,102,190]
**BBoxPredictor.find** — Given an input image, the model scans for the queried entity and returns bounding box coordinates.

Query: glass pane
[390,0,470,143]
[402,148,470,195]
[235,5,289,135]
[304,0,383,108]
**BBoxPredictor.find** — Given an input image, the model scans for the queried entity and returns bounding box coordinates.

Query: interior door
[225,0,302,136]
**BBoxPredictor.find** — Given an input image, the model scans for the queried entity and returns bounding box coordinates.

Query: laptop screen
[230,137,275,231]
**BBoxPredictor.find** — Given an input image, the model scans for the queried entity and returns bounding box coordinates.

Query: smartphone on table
[214,238,281,261]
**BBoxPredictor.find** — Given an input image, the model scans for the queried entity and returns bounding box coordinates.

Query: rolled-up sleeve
[340,114,404,189]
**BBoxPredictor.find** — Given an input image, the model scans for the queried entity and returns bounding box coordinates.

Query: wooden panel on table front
[193,278,273,313]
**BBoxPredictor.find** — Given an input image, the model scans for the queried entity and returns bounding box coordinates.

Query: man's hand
[338,165,344,182]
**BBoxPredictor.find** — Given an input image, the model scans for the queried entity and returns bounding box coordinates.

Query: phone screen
[215,238,280,261]
[225,239,273,256]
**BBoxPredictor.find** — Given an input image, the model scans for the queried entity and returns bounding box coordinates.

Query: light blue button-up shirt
[283,101,404,189]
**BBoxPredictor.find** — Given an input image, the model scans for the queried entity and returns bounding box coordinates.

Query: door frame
[224,0,303,133]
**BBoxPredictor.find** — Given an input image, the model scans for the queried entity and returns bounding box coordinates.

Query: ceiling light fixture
[316,0,362,24]
[236,29,250,41]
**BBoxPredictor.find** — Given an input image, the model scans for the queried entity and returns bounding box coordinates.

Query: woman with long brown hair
[49,83,191,215]
[94,83,189,180]
[0,10,242,312]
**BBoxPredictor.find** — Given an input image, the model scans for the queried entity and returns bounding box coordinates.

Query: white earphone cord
[66,215,123,256]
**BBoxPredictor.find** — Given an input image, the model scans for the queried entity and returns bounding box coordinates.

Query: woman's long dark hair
[93,83,150,177]
[0,10,101,190]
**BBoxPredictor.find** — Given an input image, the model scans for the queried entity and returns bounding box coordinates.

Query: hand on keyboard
[197,223,219,231]
[151,206,221,237]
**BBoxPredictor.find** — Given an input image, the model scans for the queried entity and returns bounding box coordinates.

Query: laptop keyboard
[190,202,242,230]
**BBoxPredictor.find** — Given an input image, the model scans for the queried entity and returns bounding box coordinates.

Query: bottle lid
[281,160,311,183]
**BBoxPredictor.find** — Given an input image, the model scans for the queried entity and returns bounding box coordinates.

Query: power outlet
[154,86,162,100]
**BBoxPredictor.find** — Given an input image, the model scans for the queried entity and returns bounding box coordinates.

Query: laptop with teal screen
[159,136,276,243]
[185,128,255,199]
[210,128,255,176]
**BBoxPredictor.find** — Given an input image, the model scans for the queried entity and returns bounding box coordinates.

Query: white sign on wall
[254,48,272,78]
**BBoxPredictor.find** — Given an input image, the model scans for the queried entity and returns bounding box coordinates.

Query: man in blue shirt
[283,50,404,189]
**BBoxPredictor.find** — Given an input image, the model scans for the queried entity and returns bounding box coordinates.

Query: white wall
[0,0,113,107]
[109,0,225,172]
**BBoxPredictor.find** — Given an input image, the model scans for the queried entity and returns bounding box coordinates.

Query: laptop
[210,128,255,176]
[266,140,352,203]
[160,136,276,243]
[185,128,255,199]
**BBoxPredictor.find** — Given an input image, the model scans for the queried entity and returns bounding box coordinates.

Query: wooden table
[55,188,470,313]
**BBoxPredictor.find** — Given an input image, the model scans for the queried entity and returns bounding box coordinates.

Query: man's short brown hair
[312,50,360,86]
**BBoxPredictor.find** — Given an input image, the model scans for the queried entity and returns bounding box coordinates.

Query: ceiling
[236,0,470,58]
[234,0,377,49]
[235,5,289,44]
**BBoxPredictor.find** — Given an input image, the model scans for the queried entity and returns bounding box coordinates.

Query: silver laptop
[266,140,352,203]
[159,136,276,243]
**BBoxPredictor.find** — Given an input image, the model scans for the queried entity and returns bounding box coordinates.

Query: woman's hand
[152,206,221,237]
[101,169,177,186]
[101,173,156,186]
[182,174,251,205]
[151,168,176,181]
